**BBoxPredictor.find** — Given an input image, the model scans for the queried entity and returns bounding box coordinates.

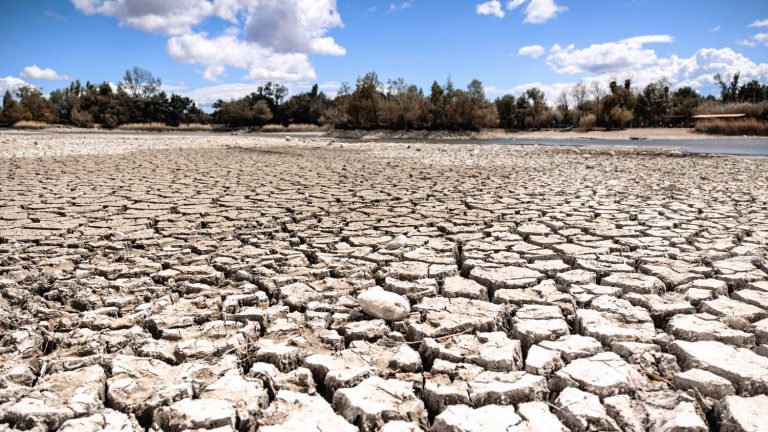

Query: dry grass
[259,123,329,133]
[12,121,52,130]
[694,101,768,118]
[695,118,768,136]
[117,122,169,132]
[578,114,597,131]
[116,123,213,132]
[176,123,213,131]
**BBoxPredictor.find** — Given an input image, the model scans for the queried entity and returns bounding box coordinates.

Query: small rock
[357,288,411,321]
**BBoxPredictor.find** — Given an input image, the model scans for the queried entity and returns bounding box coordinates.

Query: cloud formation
[547,35,674,74]
[518,44,545,58]
[20,65,71,81]
[71,0,345,82]
[477,0,565,23]
[0,76,30,95]
[476,1,504,18]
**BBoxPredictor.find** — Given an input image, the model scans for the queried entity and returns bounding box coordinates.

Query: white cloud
[748,18,768,28]
[0,76,30,95]
[20,65,71,81]
[501,41,768,105]
[523,0,566,24]
[389,2,413,13]
[480,0,565,23]
[518,44,545,58]
[72,0,214,35]
[243,0,345,56]
[167,32,316,81]
[547,34,674,74]
[476,1,505,18]
[72,0,346,82]
[739,32,768,48]
[710,25,720,32]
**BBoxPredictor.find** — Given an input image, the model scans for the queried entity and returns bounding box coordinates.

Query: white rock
[357,288,411,321]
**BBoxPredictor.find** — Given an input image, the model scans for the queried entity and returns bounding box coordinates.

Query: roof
[690,113,747,119]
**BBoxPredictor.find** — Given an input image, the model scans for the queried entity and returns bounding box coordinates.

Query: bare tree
[119,66,161,98]
[570,81,587,119]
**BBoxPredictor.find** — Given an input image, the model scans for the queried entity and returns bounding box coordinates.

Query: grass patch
[259,123,329,133]
[694,102,768,118]
[117,122,169,132]
[12,121,53,130]
[176,123,213,131]
[695,118,768,136]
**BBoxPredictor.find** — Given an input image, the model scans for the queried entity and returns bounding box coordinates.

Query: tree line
[2,66,767,130]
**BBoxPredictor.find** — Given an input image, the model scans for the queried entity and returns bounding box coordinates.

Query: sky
[1,0,767,109]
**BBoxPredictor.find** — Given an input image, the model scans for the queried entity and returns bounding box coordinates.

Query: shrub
[695,118,768,136]
[259,123,328,132]
[578,114,597,131]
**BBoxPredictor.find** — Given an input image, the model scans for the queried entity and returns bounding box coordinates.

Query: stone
[57,409,142,432]
[420,332,522,371]
[673,368,735,400]
[524,345,565,376]
[550,352,648,398]
[668,340,768,395]
[602,272,666,294]
[442,276,488,301]
[258,391,357,432]
[0,365,105,430]
[553,387,619,431]
[357,287,411,321]
[700,297,768,323]
[667,313,755,347]
[432,404,523,432]
[332,377,427,432]
[154,398,236,431]
[714,394,768,432]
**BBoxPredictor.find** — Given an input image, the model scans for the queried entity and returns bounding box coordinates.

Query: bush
[578,114,597,131]
[695,118,768,136]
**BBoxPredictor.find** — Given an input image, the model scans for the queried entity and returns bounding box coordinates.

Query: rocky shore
[0,131,767,431]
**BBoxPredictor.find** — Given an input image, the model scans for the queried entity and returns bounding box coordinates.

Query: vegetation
[695,118,768,136]
[1,66,767,135]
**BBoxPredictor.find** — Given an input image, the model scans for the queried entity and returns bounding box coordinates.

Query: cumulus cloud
[496,38,768,105]
[546,35,674,75]
[244,0,345,55]
[748,18,768,28]
[523,0,566,23]
[476,1,505,18]
[478,0,565,23]
[518,44,545,58]
[20,65,71,81]
[72,0,345,82]
[167,32,316,81]
[0,76,30,95]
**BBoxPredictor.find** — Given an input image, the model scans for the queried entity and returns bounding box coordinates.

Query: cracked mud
[1,131,768,431]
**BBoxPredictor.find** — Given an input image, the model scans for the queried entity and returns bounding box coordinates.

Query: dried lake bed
[0,130,767,431]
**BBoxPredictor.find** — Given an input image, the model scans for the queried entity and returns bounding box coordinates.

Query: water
[365,137,768,156]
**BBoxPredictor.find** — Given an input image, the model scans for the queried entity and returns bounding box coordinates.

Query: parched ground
[1,131,768,431]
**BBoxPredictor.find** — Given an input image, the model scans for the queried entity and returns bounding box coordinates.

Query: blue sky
[1,0,767,108]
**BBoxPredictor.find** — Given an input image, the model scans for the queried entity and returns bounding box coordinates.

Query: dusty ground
[1,131,768,431]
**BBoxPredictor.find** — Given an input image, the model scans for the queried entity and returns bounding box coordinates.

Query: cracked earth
[1,131,768,431]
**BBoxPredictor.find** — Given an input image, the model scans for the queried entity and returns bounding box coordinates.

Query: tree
[16,85,56,123]
[570,81,588,119]
[347,72,383,128]
[119,66,161,98]
[670,86,700,125]
[495,94,517,129]
[556,91,571,126]
[635,81,670,126]
[525,87,547,129]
